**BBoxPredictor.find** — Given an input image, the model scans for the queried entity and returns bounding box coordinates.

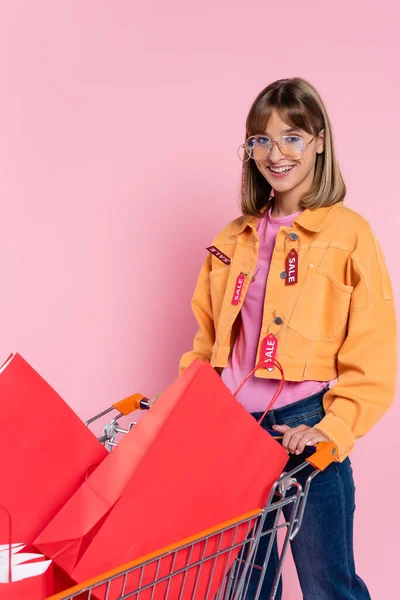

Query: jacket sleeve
[178,254,215,376]
[314,224,397,460]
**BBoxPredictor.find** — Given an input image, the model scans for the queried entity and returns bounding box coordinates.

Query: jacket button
[280,271,287,279]
[274,317,283,325]
[289,232,299,241]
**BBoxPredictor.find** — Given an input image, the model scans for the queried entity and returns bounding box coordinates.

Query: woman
[178,78,397,598]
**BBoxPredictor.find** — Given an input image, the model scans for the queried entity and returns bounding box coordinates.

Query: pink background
[0,2,398,597]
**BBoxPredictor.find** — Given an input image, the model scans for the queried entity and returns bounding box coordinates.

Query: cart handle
[267,428,339,470]
[112,393,150,415]
[111,396,338,470]
[305,441,338,470]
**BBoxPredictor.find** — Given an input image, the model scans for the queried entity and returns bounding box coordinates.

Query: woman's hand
[272,424,330,455]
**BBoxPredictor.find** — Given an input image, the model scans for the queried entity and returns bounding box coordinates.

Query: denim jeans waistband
[250,385,330,429]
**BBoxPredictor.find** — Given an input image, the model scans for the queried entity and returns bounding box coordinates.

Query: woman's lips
[267,165,295,178]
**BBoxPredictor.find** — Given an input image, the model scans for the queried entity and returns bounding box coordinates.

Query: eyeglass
[238,134,315,162]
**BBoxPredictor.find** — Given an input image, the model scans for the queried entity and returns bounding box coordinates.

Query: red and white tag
[285,249,298,286]
[261,334,278,372]
[206,246,231,265]
[231,273,245,305]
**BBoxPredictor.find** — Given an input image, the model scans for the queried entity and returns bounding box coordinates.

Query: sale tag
[206,246,231,265]
[231,273,245,305]
[285,249,298,285]
[261,334,278,372]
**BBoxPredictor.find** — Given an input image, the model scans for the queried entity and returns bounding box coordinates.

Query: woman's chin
[267,178,298,192]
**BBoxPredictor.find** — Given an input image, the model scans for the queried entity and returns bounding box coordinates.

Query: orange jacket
[179,203,397,460]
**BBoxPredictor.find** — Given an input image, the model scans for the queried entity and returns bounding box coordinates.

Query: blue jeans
[244,387,371,600]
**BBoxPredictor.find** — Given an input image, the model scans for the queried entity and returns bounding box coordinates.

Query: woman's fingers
[272,424,290,432]
[295,431,321,454]
[278,425,308,452]
[272,424,329,454]
[286,426,309,453]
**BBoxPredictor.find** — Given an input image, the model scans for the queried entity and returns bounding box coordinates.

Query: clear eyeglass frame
[238,134,315,162]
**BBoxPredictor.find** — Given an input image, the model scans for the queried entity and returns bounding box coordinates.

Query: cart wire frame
[46,394,337,600]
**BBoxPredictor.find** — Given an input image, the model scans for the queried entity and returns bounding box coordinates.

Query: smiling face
[254,109,324,202]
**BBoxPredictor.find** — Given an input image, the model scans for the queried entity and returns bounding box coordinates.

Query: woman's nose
[268,141,286,162]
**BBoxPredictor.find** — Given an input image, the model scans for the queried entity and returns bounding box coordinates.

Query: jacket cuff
[314,413,356,461]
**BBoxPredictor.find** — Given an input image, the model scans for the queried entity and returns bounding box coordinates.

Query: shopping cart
[47,394,338,600]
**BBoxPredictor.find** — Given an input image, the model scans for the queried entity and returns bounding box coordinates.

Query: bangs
[246,87,319,137]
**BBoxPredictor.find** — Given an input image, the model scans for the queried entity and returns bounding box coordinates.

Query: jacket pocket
[288,264,353,343]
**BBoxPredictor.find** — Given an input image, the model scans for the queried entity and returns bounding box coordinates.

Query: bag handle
[233,360,340,466]
[0,506,12,583]
[233,358,285,426]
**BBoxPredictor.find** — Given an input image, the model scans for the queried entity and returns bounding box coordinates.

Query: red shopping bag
[0,549,53,599]
[0,509,54,599]
[0,566,53,600]
[0,353,107,545]
[35,358,288,599]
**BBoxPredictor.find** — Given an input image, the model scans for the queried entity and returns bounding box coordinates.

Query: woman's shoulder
[326,203,378,242]
[321,203,387,268]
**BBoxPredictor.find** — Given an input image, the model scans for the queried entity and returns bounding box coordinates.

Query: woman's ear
[317,128,325,154]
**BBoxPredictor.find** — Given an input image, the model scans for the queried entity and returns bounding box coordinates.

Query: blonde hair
[241,77,346,216]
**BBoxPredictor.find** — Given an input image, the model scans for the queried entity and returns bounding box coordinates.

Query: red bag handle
[233,358,285,425]
[0,505,12,583]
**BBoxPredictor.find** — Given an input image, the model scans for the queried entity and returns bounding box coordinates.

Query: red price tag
[231,273,245,305]
[206,246,231,265]
[261,334,278,372]
[285,249,298,285]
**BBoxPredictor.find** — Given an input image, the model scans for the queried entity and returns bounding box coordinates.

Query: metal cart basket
[47,394,337,600]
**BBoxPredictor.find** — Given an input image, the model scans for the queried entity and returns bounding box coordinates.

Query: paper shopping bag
[0,353,107,544]
[36,358,288,599]
[0,544,53,599]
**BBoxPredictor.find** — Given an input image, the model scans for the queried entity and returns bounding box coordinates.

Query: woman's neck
[270,193,302,218]
[271,171,313,217]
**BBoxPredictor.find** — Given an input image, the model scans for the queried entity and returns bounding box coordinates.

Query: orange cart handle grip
[305,441,339,470]
[112,393,150,415]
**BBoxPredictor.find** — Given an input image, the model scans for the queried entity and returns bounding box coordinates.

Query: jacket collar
[235,203,342,235]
